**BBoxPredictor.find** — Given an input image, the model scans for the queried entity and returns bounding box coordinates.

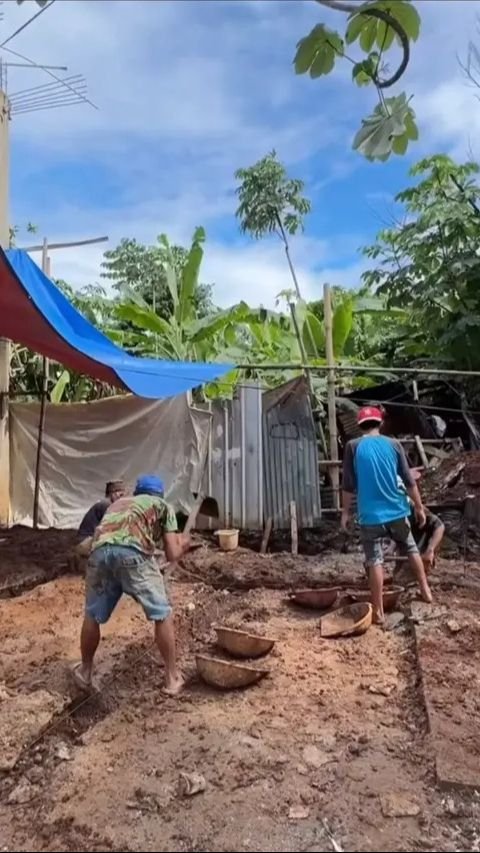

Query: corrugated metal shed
[200,384,264,529]
[263,376,321,528]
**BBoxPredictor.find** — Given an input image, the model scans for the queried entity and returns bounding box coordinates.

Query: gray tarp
[10,394,211,528]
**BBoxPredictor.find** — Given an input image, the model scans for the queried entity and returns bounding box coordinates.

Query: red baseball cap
[357,406,383,426]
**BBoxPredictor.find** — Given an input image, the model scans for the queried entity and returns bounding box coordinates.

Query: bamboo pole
[323,284,340,510]
[289,302,328,457]
[32,238,50,528]
[236,363,480,378]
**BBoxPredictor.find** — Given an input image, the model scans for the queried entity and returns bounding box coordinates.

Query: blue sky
[5,0,480,308]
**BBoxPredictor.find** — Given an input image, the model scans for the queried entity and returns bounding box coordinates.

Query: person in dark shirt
[394,468,445,580]
[76,480,125,558]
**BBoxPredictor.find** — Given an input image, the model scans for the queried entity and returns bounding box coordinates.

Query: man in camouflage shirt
[73,474,191,696]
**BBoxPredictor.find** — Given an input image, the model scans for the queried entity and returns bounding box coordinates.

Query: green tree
[362,154,480,369]
[113,227,331,397]
[235,150,311,300]
[295,1,421,161]
[235,150,321,359]
[115,228,235,363]
[101,237,213,320]
[308,285,406,365]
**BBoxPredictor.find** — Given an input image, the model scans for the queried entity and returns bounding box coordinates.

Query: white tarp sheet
[9,394,211,528]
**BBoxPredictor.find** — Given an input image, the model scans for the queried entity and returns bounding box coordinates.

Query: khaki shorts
[361,517,418,569]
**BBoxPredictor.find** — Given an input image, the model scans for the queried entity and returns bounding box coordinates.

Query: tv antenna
[0,0,97,114]
[0,0,99,525]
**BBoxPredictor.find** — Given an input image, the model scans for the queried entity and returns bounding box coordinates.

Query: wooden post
[323,284,340,510]
[290,501,298,556]
[289,302,328,458]
[260,517,273,555]
[414,435,429,470]
[32,239,50,528]
[0,91,9,527]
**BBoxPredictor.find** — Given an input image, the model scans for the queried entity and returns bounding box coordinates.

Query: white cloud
[7,0,480,317]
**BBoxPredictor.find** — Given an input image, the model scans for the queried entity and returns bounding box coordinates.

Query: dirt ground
[1,531,480,852]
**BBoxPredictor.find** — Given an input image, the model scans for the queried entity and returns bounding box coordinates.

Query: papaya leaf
[294,25,343,79]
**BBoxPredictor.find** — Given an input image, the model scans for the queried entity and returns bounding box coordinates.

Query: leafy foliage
[362,155,480,369]
[353,93,418,161]
[294,24,344,77]
[295,1,422,160]
[18,154,480,408]
[9,222,37,248]
[101,237,212,320]
[235,151,318,359]
[235,150,311,239]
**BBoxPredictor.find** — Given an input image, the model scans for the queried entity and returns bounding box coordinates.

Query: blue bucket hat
[134,474,165,497]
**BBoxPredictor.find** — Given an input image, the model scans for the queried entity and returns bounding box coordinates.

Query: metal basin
[196,654,269,690]
[213,625,276,659]
[348,586,404,612]
[320,602,372,638]
[289,587,340,610]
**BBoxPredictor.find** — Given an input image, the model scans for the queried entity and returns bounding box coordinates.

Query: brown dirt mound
[421,451,480,504]
[0,525,78,597]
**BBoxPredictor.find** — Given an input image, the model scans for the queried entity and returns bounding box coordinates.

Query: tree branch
[314,0,410,88]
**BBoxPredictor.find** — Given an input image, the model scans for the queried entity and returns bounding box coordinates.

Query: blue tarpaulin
[0,248,233,399]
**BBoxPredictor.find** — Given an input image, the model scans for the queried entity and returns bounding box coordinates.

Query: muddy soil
[0,525,78,597]
[414,590,480,791]
[1,530,480,852]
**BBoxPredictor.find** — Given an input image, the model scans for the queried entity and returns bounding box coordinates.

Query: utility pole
[0,0,94,527]
[0,89,9,526]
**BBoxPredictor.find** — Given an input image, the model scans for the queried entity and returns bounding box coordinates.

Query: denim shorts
[361,517,418,569]
[85,544,171,624]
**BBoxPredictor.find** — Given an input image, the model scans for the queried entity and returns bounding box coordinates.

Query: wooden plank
[260,517,273,555]
[414,434,430,469]
[424,445,450,460]
[290,501,298,556]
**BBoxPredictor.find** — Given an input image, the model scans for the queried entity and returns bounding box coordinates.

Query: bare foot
[372,608,385,626]
[70,662,94,693]
[162,673,185,697]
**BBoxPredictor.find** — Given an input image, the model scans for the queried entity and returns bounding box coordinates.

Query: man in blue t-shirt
[341,406,432,624]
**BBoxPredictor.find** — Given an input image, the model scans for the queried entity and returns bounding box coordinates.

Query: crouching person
[73,480,126,568]
[395,468,445,582]
[72,474,191,696]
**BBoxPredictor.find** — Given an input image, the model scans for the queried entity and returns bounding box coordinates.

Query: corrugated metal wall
[262,377,321,528]
[201,384,264,529]
[200,378,321,530]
